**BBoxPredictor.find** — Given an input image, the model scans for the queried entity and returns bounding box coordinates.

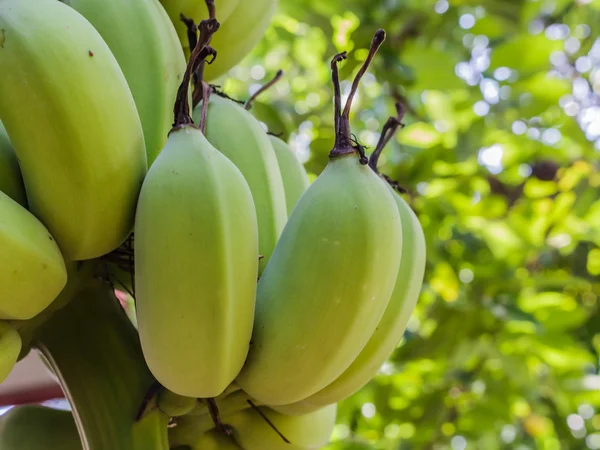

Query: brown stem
[341,29,386,120]
[206,398,232,436]
[368,102,405,171]
[246,400,290,444]
[172,19,220,130]
[330,29,386,159]
[135,381,161,421]
[191,47,217,107]
[244,70,285,110]
[205,0,216,19]
[331,52,347,136]
[180,14,198,53]
[198,81,212,134]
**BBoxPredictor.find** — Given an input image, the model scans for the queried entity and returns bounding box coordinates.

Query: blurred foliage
[221,0,600,448]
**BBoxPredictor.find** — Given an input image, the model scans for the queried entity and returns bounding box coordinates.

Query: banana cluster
[0,0,425,448]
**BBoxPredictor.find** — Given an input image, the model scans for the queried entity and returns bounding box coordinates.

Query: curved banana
[60,0,186,165]
[0,321,21,384]
[136,24,259,399]
[269,135,310,217]
[0,121,26,207]
[273,192,426,414]
[235,30,400,406]
[0,191,67,320]
[35,275,169,450]
[203,0,278,81]
[0,405,82,450]
[193,95,287,274]
[159,0,239,53]
[0,0,147,261]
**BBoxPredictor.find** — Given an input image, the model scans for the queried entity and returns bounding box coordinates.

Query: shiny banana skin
[35,275,169,450]
[274,188,426,415]
[269,134,310,217]
[0,0,147,261]
[0,405,82,450]
[0,321,21,384]
[160,0,239,54]
[61,0,186,165]
[0,121,27,207]
[236,154,402,406]
[193,95,287,274]
[135,127,259,398]
[0,191,67,320]
[203,0,278,81]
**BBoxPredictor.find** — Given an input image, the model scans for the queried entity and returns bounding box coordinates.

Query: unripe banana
[0,322,21,384]
[274,190,426,414]
[225,404,337,450]
[0,121,26,207]
[0,191,67,320]
[60,0,186,165]
[236,30,400,406]
[157,389,197,417]
[193,95,287,274]
[0,405,82,450]
[136,124,258,398]
[191,430,239,450]
[0,0,147,260]
[269,135,310,217]
[159,0,239,54]
[203,0,278,81]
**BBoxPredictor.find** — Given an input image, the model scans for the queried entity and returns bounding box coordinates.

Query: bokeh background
[222,0,600,448]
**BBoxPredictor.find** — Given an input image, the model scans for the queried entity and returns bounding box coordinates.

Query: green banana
[269,134,310,217]
[0,405,82,450]
[225,404,337,450]
[203,0,278,81]
[191,430,239,450]
[273,191,426,415]
[0,191,67,320]
[0,121,26,207]
[35,276,169,450]
[193,94,287,274]
[173,403,337,449]
[136,22,259,399]
[160,0,239,53]
[0,0,147,261]
[60,0,186,165]
[0,321,21,383]
[236,31,402,406]
[157,389,198,417]
[272,107,426,415]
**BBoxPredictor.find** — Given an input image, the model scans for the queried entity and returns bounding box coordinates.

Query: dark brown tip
[330,29,387,159]
[368,101,405,171]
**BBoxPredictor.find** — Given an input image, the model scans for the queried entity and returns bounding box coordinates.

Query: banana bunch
[0,0,427,447]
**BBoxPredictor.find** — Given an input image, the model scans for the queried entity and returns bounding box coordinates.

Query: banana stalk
[35,277,169,450]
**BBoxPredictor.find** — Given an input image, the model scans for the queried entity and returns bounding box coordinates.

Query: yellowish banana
[160,0,239,53]
[236,31,403,406]
[0,321,21,384]
[193,95,287,274]
[203,0,278,81]
[0,0,147,260]
[136,22,259,398]
[0,121,26,207]
[0,191,67,320]
[61,0,186,165]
